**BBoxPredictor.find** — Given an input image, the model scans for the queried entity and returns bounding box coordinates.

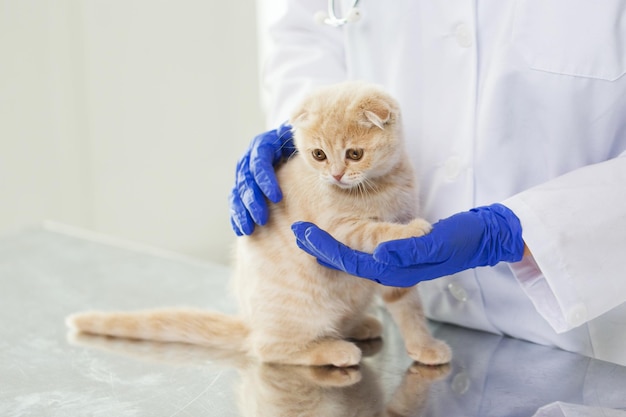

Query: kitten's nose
[333,173,344,182]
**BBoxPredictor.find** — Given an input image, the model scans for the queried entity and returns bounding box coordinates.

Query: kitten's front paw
[408,218,432,237]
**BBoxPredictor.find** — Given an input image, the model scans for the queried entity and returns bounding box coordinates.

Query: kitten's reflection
[69,333,448,416]
[239,361,448,417]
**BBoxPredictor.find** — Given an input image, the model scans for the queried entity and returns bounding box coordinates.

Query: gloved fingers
[250,141,283,203]
[292,222,339,260]
[229,187,255,236]
[292,222,395,284]
[338,250,413,287]
[236,154,270,226]
[276,123,294,141]
[352,256,404,286]
[316,258,342,271]
[249,126,294,203]
[230,218,243,237]
[292,222,356,272]
[276,123,296,159]
[316,251,401,287]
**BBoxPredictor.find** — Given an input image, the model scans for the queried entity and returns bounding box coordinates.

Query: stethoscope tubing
[324,0,360,27]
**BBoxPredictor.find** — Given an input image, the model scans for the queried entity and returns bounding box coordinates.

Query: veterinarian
[229,1,626,367]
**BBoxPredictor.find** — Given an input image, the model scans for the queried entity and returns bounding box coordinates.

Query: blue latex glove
[230,124,295,236]
[291,204,524,287]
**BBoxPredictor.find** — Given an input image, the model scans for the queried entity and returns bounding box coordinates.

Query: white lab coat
[260,0,626,365]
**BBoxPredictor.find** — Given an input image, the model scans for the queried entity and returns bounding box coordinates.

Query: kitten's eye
[312,149,327,161]
[346,148,364,161]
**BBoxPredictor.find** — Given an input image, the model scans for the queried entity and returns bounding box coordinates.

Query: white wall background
[0,0,267,264]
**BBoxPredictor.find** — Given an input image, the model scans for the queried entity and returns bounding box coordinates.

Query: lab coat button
[448,282,468,302]
[451,371,470,395]
[567,305,588,327]
[444,156,462,181]
[455,23,473,48]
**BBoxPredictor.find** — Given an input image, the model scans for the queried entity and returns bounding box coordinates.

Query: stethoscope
[315,0,361,27]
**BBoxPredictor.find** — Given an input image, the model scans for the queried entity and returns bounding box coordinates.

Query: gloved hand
[291,204,525,287]
[230,124,295,236]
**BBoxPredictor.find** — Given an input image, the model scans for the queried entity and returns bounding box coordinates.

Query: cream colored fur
[66,81,451,367]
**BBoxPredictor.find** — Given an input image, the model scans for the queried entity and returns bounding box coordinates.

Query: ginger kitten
[67,81,451,367]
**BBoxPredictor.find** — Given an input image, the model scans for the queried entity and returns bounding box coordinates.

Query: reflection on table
[1,226,625,416]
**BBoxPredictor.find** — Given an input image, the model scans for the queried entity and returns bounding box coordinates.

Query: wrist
[475,203,525,264]
[493,203,525,263]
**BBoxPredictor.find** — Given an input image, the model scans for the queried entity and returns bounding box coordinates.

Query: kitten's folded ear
[361,97,395,130]
[289,94,313,129]
[290,109,309,128]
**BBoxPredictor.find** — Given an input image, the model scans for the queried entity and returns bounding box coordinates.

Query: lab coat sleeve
[531,402,626,417]
[260,0,348,126]
[504,154,626,333]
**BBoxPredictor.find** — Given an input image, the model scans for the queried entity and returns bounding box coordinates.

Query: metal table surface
[1,225,626,417]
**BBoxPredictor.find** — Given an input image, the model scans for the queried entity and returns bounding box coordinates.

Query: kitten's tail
[66,308,250,352]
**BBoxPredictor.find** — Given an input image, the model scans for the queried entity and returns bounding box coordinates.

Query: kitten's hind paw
[407,339,452,365]
[270,339,363,367]
[407,362,451,380]
[329,342,363,368]
[308,365,363,387]
[314,340,362,367]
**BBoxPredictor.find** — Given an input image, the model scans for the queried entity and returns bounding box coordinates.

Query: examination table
[1,224,625,416]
